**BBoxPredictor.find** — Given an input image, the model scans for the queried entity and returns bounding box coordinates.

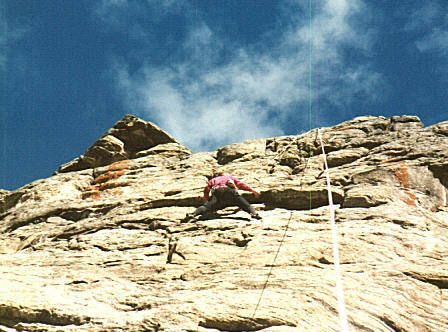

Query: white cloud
[408,3,448,56]
[0,12,28,72]
[115,59,282,151]
[112,0,383,151]
[416,29,448,55]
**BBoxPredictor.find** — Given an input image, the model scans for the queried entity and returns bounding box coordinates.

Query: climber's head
[211,168,225,178]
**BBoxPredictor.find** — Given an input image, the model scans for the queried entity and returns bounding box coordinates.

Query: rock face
[1,114,448,331]
[58,115,181,173]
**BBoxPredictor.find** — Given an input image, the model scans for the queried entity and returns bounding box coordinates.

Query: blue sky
[1,0,447,191]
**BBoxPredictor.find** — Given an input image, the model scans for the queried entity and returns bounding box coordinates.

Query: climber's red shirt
[203,175,253,200]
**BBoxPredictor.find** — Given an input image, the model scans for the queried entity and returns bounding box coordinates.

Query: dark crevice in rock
[348,320,377,332]
[352,139,390,150]
[119,222,158,230]
[138,197,204,209]
[3,208,66,233]
[317,257,354,265]
[59,205,118,221]
[318,144,341,154]
[53,221,117,241]
[403,152,430,161]
[0,304,90,328]
[428,121,448,134]
[342,197,389,209]
[211,231,253,247]
[278,156,303,169]
[392,219,417,229]
[95,242,164,252]
[198,317,295,331]
[315,297,339,315]
[378,316,406,332]
[403,272,448,289]
[54,216,169,242]
[144,251,165,257]
[93,244,113,251]
[262,188,344,210]
[122,302,153,312]
[102,259,124,266]
[326,157,365,169]
[428,164,448,189]
[0,211,12,223]
[383,149,409,157]
[68,280,89,285]
[216,151,247,165]
[318,257,332,264]
[2,204,119,234]
[164,190,182,197]
[356,126,374,135]
[0,191,24,214]
[233,238,251,247]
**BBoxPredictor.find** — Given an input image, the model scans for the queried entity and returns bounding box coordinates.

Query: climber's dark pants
[194,187,256,216]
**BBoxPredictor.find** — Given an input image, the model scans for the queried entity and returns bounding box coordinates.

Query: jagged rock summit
[58,115,186,173]
[1,114,448,331]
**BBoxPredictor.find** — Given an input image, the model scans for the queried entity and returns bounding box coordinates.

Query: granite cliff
[1,114,448,331]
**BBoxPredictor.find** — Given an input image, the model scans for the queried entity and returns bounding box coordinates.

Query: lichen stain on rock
[392,161,417,206]
[403,190,417,206]
[81,160,130,200]
[393,161,410,188]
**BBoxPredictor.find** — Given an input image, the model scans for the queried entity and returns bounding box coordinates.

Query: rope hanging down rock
[252,133,314,319]
[253,129,351,330]
[317,128,350,332]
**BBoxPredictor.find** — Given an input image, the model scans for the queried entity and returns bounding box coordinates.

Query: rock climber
[183,169,262,222]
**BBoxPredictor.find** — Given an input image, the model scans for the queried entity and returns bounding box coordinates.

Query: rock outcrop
[57,115,183,173]
[1,114,448,331]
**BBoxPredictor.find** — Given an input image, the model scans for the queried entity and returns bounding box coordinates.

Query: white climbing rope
[317,128,350,332]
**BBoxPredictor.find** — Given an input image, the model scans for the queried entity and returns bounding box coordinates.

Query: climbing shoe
[250,212,262,220]
[181,213,197,223]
